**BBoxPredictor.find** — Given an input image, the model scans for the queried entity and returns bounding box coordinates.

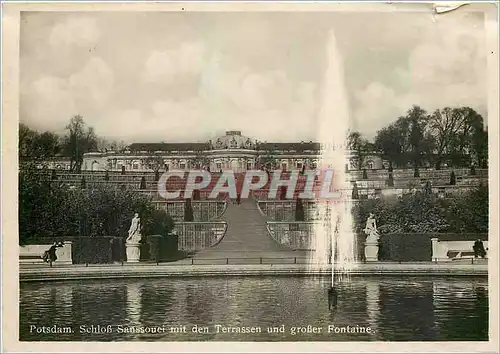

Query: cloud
[100,62,318,143]
[352,13,487,138]
[21,57,114,132]
[142,42,206,84]
[20,11,488,144]
[49,17,100,48]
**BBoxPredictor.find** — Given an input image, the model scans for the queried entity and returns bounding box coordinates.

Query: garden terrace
[152,200,227,221]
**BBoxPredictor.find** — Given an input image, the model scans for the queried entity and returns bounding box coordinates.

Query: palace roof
[127,142,211,152]
[256,142,321,152]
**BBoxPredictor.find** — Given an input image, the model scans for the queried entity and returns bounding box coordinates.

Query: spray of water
[309,30,357,283]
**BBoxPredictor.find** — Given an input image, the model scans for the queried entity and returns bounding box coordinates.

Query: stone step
[195,199,290,257]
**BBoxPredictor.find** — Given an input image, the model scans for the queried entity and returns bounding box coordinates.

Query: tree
[347,131,370,169]
[375,106,434,168]
[374,120,410,167]
[464,108,488,168]
[19,123,37,159]
[429,107,487,169]
[19,124,61,161]
[429,107,464,169]
[62,115,98,173]
[407,105,434,168]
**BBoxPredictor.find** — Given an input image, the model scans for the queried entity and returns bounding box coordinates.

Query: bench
[431,238,488,262]
[447,250,476,260]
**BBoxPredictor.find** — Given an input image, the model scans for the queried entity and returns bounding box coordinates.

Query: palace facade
[62,131,385,172]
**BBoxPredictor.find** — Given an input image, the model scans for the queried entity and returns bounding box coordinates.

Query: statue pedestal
[126,242,141,263]
[364,241,379,262]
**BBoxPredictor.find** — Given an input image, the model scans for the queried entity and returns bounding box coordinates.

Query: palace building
[79,131,386,173]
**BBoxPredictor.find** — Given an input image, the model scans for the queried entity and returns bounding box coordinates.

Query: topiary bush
[387,172,394,187]
[295,198,305,221]
[450,171,456,185]
[351,182,359,200]
[184,198,194,221]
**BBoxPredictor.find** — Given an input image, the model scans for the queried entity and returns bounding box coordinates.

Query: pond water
[20,276,488,341]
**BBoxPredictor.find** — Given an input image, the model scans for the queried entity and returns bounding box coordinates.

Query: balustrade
[175,221,228,252]
[266,221,315,250]
[153,201,227,221]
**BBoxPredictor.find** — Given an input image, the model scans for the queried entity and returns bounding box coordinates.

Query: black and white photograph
[2,2,499,352]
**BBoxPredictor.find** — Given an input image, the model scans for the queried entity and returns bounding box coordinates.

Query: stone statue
[363,213,380,243]
[126,213,142,243]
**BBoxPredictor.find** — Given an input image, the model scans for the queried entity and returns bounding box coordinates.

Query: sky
[19,5,489,144]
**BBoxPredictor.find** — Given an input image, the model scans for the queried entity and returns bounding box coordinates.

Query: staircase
[194,198,301,259]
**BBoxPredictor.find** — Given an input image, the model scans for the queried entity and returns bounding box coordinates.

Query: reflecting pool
[20,276,488,341]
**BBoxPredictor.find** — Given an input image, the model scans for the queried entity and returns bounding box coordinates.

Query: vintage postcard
[2,1,499,353]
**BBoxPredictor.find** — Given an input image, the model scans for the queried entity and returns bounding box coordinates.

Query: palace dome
[210,131,257,150]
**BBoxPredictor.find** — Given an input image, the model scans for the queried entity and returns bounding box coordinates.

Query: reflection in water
[20,277,488,342]
[365,282,379,340]
[432,281,489,340]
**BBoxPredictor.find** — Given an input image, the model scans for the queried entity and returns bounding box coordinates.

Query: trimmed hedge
[140,234,180,262]
[72,236,125,264]
[378,233,488,261]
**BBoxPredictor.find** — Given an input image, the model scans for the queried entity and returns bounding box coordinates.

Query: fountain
[309,30,357,287]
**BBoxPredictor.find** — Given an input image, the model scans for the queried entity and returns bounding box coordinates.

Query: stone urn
[126,242,141,263]
[364,240,379,262]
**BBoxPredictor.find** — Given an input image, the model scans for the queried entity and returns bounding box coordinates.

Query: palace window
[133,162,139,170]
[296,162,303,170]
[247,162,252,170]
[180,163,186,170]
[216,163,222,170]
[366,160,375,170]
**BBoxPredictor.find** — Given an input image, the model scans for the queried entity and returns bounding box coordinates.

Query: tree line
[348,105,488,170]
[21,105,488,173]
[19,115,126,173]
